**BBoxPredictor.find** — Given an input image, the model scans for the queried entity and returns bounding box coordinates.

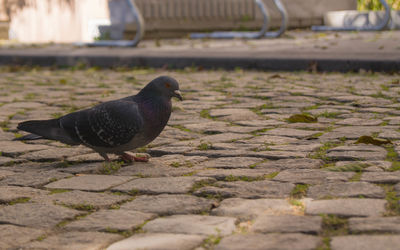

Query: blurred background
[0,0,399,43]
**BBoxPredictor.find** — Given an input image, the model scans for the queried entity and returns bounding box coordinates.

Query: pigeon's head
[142,76,183,101]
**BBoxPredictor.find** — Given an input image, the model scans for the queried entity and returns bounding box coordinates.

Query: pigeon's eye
[165,82,171,88]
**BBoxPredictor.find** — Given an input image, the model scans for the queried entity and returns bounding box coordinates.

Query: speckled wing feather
[59,100,144,148]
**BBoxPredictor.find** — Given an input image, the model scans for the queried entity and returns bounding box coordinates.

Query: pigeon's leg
[99,152,111,162]
[119,152,149,163]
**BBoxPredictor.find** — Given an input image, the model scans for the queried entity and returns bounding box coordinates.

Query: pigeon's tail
[13,133,43,141]
[16,119,79,145]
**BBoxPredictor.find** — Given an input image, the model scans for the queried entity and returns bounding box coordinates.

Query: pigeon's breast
[140,98,172,141]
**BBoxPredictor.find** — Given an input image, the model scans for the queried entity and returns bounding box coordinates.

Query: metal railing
[190,0,288,39]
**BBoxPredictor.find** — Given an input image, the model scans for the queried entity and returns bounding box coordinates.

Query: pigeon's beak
[173,90,183,101]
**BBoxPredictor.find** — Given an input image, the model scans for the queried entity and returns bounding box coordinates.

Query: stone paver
[121,194,214,215]
[45,175,134,191]
[0,170,72,188]
[349,217,400,233]
[66,209,156,231]
[251,215,322,234]
[194,168,278,180]
[215,233,321,250]
[273,169,354,184]
[22,232,122,250]
[360,172,400,184]
[0,186,49,203]
[143,215,236,236]
[194,180,294,199]
[305,198,387,217]
[1,69,400,249]
[0,224,45,249]
[255,158,323,170]
[326,145,387,161]
[112,176,215,194]
[209,108,261,121]
[212,198,295,220]
[307,182,385,199]
[262,128,322,139]
[0,141,50,157]
[32,190,131,209]
[0,203,83,228]
[331,235,400,250]
[197,157,263,169]
[107,233,205,250]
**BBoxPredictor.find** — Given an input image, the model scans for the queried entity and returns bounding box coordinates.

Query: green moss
[310,142,342,161]
[249,163,257,169]
[385,145,400,171]
[289,199,305,212]
[200,109,212,119]
[386,145,398,162]
[325,163,368,172]
[169,161,194,168]
[380,121,389,126]
[24,93,38,100]
[61,104,79,113]
[49,189,70,194]
[380,84,389,91]
[287,114,318,123]
[51,112,64,118]
[67,203,96,212]
[99,161,123,174]
[251,103,273,116]
[7,197,31,205]
[182,171,197,176]
[109,204,121,210]
[318,111,340,119]
[304,104,320,110]
[211,82,236,92]
[321,214,349,236]
[355,135,392,146]
[0,119,10,131]
[202,233,222,249]
[36,234,47,241]
[170,162,181,168]
[198,141,213,151]
[56,213,88,228]
[389,161,400,171]
[291,184,310,198]
[379,184,400,216]
[265,171,279,179]
[14,132,23,139]
[224,175,265,182]
[55,161,71,168]
[310,132,324,139]
[316,237,332,250]
[129,189,139,196]
[349,172,362,182]
[190,179,216,192]
[171,124,192,133]
[104,227,132,237]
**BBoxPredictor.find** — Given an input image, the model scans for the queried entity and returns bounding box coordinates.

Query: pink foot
[119,153,149,163]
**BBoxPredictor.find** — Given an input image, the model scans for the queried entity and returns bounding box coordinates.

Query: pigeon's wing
[60,100,144,148]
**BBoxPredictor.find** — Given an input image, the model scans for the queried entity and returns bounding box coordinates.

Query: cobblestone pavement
[0,68,400,249]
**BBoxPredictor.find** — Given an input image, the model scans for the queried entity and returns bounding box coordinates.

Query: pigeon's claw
[119,152,149,163]
[133,155,149,162]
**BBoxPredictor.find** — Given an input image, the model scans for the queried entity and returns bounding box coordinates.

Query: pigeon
[14,76,183,162]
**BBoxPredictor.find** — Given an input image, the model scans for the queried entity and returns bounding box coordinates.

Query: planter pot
[324,10,400,30]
